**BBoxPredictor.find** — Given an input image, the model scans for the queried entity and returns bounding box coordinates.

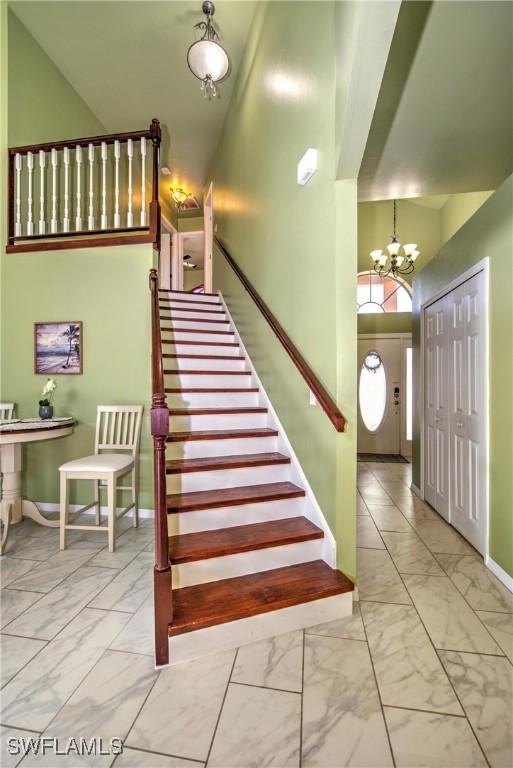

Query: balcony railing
[7,119,161,253]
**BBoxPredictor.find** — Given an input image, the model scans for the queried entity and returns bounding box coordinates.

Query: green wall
[358,313,412,335]
[178,216,204,233]
[440,190,494,244]
[2,13,155,511]
[208,1,356,579]
[412,175,513,577]
[8,10,104,144]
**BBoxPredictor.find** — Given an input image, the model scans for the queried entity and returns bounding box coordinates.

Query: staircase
[159,288,353,664]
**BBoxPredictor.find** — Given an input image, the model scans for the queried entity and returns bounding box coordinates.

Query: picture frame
[34,322,83,375]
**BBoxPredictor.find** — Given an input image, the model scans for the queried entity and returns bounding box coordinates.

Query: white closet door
[449,271,487,553]
[424,296,450,521]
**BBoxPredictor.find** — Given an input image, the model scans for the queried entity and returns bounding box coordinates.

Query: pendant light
[187,1,229,100]
[369,200,421,278]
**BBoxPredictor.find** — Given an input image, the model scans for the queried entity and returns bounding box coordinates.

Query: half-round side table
[0,420,74,554]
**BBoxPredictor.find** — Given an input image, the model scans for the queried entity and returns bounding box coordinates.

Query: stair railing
[214,236,346,432]
[7,119,161,253]
[150,268,172,666]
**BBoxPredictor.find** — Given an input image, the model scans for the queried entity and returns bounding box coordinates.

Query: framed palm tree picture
[34,322,83,375]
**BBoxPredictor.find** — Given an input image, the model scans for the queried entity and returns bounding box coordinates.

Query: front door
[357,337,402,454]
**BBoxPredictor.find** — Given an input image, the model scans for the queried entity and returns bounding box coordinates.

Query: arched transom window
[357,271,412,314]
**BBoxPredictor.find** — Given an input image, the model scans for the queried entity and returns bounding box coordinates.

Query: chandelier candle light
[187,1,230,100]
[369,199,420,278]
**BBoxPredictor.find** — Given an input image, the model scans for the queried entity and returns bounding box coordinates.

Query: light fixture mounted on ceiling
[170,187,192,210]
[187,1,229,100]
[369,199,421,278]
[183,254,197,269]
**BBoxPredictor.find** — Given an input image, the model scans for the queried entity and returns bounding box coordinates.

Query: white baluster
[75,145,83,230]
[27,151,34,236]
[101,141,108,229]
[38,150,46,234]
[50,147,58,233]
[63,147,70,232]
[88,143,95,230]
[14,153,22,237]
[140,137,147,226]
[113,140,120,228]
[127,138,133,227]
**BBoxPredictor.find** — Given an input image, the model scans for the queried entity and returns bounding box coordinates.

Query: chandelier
[170,187,191,209]
[369,199,420,278]
[187,1,229,100]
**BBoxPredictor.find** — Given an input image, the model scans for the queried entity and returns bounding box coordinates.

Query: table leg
[0,443,23,524]
[22,499,60,527]
[0,501,12,555]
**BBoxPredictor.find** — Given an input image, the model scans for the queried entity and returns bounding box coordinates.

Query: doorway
[422,264,488,554]
[357,334,412,457]
[171,230,207,292]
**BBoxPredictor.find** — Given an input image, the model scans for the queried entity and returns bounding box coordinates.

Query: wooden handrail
[9,126,155,156]
[214,236,347,432]
[149,268,172,666]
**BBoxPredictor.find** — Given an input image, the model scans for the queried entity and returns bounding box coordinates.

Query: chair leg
[59,472,69,551]
[107,475,115,553]
[94,480,101,525]
[132,466,139,528]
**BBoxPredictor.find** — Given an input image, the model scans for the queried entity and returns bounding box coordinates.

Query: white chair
[0,403,15,420]
[59,405,143,552]
[0,403,15,554]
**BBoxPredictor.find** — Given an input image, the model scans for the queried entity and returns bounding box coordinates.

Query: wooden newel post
[149,119,161,251]
[150,266,171,666]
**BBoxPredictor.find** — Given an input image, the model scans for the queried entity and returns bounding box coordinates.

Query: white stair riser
[163,291,220,305]
[167,391,260,409]
[171,412,269,431]
[167,496,306,534]
[170,357,247,371]
[167,462,292,493]
[166,435,279,459]
[166,309,227,321]
[166,592,353,666]
[165,373,254,388]
[172,539,324,589]
[169,319,231,332]
[166,301,222,313]
[162,331,236,344]
[168,344,242,357]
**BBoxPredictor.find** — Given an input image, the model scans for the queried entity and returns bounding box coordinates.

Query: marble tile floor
[1,464,512,768]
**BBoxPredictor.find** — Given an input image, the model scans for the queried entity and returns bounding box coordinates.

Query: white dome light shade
[188,39,229,82]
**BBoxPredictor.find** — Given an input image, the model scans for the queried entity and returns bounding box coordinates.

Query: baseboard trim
[36,502,154,519]
[485,555,513,593]
[410,483,423,500]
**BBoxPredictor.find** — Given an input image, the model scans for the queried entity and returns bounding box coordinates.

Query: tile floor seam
[360,607,397,768]
[115,648,163,757]
[230,679,302,696]
[114,744,205,764]
[203,647,239,767]
[299,629,305,768]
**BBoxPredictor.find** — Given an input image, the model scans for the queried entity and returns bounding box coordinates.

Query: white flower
[42,378,57,397]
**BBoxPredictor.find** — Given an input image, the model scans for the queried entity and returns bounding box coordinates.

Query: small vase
[39,405,54,420]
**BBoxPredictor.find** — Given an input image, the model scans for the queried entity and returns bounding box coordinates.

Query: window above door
[357,271,412,314]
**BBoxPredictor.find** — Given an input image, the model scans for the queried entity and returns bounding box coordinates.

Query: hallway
[1,461,511,767]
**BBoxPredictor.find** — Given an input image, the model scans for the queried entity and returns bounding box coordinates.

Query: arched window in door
[357,271,412,314]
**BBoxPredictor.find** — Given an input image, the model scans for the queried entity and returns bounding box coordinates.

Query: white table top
[0,418,75,445]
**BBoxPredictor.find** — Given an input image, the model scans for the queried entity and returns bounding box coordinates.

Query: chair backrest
[95,405,144,457]
[0,403,15,420]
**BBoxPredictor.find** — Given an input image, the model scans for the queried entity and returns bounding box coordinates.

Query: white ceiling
[10,1,256,200]
[358,0,513,201]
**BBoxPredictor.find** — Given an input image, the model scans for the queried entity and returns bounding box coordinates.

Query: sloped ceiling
[10,0,256,202]
[358,0,513,201]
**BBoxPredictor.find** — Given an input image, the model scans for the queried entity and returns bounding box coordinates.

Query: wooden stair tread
[160,298,222,308]
[169,516,322,564]
[159,288,218,297]
[160,328,234,335]
[166,387,259,393]
[169,407,267,416]
[163,354,245,360]
[167,428,278,442]
[160,316,230,324]
[167,481,305,513]
[166,452,290,474]
[169,560,354,636]
[164,370,252,375]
